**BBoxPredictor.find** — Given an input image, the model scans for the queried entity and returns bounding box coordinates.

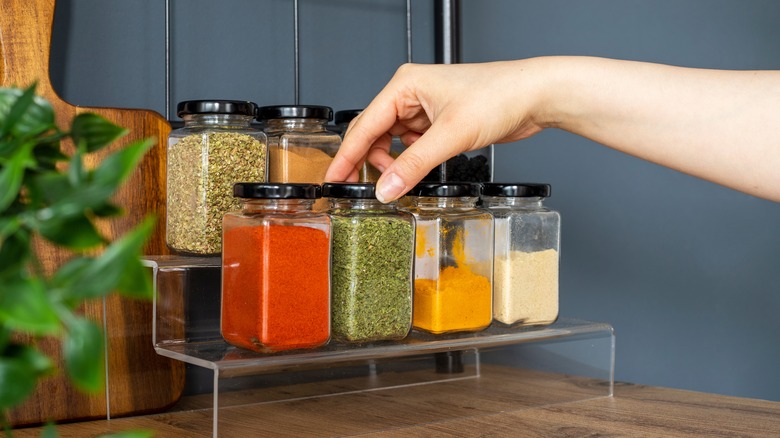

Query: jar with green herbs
[403,183,494,334]
[166,100,267,255]
[482,183,559,327]
[323,183,415,343]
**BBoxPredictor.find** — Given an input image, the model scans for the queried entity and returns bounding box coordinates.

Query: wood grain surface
[10,365,780,437]
[1,0,184,425]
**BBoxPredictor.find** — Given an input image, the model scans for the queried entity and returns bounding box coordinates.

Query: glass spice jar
[402,183,494,334]
[166,100,267,255]
[322,183,415,343]
[221,183,331,353]
[257,105,341,185]
[482,183,560,327]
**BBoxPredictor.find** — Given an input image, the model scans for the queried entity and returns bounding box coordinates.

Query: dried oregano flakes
[329,213,415,343]
[166,132,266,254]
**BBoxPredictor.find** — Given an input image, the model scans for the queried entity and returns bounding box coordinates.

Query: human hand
[324,59,552,202]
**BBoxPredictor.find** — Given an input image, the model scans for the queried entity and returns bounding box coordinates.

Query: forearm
[327,57,780,203]
[536,56,780,201]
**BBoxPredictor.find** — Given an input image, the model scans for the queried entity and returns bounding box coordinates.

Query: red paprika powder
[221,183,331,353]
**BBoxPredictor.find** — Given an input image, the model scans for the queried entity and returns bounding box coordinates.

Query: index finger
[325,94,399,182]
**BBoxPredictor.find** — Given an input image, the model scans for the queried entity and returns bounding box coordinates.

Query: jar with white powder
[482,183,559,326]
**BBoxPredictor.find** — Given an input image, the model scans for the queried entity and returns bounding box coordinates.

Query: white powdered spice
[493,249,559,325]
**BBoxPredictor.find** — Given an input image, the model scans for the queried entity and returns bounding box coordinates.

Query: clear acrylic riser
[144,256,614,437]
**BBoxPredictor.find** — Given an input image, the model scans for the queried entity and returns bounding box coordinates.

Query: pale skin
[324,56,780,203]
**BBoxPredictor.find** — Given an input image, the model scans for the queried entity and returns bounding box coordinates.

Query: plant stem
[1,409,12,438]
[27,239,46,282]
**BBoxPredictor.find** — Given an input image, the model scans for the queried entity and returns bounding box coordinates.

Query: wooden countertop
[12,365,780,437]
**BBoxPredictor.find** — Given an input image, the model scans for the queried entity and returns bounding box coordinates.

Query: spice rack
[145,256,615,437]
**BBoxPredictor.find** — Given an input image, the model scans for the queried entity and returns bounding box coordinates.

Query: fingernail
[376,172,406,203]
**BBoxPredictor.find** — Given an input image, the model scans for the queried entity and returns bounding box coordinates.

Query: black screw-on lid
[256,105,333,121]
[233,183,322,199]
[408,182,481,197]
[481,183,551,198]
[321,182,377,199]
[333,109,363,126]
[176,100,256,118]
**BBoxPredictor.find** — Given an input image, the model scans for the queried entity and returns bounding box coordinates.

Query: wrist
[520,56,579,131]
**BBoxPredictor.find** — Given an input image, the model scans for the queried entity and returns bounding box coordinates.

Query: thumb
[375,121,472,203]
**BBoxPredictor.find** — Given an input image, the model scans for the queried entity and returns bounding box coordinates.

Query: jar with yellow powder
[482,183,559,327]
[403,183,494,334]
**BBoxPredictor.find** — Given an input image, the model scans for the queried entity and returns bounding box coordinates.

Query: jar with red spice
[221,183,331,352]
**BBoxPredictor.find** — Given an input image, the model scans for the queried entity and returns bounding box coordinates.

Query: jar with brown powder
[257,105,341,189]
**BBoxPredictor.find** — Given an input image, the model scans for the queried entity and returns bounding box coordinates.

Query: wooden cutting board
[1,0,185,425]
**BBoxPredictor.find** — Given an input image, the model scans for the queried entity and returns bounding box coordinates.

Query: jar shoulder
[169,127,267,141]
[405,207,492,222]
[271,132,341,152]
[224,211,330,227]
[329,209,414,221]
[489,207,560,218]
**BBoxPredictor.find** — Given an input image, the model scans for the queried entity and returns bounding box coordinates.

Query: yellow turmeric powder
[414,265,492,333]
[413,226,493,334]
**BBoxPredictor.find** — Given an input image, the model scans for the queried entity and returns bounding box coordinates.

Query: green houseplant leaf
[0,84,155,432]
[36,213,106,250]
[115,257,153,300]
[28,137,154,224]
[68,142,87,185]
[0,85,55,141]
[91,137,154,189]
[59,216,155,302]
[0,226,30,279]
[0,358,37,409]
[0,276,61,336]
[0,344,54,409]
[32,136,67,170]
[27,172,72,207]
[70,113,128,153]
[0,142,35,212]
[62,317,104,393]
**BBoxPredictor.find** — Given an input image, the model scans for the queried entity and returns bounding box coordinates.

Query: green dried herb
[330,212,414,343]
[167,132,266,254]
